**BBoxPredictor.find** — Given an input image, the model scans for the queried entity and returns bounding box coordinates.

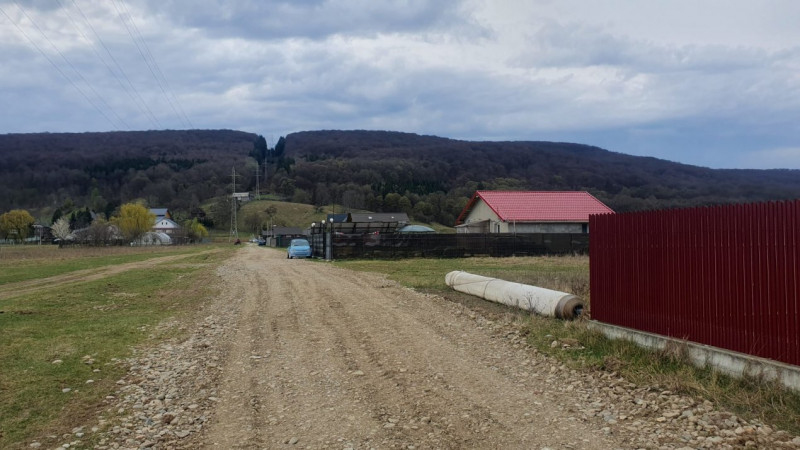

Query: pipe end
[555,295,584,320]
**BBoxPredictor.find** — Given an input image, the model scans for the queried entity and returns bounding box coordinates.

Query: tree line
[3,129,800,232]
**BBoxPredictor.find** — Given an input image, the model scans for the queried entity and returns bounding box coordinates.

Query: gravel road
[69,246,799,450]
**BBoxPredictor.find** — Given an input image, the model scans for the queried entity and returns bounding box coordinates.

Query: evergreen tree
[250,135,268,164]
[274,136,286,157]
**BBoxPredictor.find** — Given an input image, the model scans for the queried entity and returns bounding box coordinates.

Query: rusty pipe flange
[554,295,584,320]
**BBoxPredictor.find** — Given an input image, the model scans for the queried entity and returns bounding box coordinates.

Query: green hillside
[3,129,800,229]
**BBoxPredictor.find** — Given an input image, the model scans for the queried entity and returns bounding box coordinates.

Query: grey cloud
[140,0,472,40]
[2,0,800,169]
[513,20,777,74]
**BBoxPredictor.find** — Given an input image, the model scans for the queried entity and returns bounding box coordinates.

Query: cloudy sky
[1,1,799,169]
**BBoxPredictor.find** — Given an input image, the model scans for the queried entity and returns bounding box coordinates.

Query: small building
[338,212,409,234]
[313,212,410,235]
[133,232,172,246]
[455,191,613,234]
[153,218,182,235]
[262,226,305,247]
[232,192,253,202]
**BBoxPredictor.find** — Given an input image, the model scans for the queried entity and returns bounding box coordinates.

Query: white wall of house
[154,219,181,235]
[461,200,502,232]
[463,200,496,223]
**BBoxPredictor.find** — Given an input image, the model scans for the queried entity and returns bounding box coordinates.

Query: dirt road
[198,246,621,449]
[69,245,798,450]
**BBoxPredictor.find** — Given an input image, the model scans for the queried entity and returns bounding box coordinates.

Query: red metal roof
[456,191,614,225]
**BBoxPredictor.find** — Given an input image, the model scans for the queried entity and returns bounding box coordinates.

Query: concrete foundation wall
[588,321,800,393]
[514,223,583,233]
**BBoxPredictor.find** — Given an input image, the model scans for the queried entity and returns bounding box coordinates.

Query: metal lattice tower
[229,166,239,241]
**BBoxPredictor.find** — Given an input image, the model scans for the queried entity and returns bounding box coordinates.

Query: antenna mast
[229,166,239,241]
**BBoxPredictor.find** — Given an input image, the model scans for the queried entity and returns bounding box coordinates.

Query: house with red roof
[455,191,614,234]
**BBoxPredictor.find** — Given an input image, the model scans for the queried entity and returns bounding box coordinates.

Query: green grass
[0,245,211,285]
[335,255,589,296]
[335,255,800,436]
[238,199,329,230]
[0,244,235,448]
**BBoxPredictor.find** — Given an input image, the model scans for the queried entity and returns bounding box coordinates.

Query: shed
[338,212,409,234]
[262,226,305,247]
[232,192,253,202]
[455,191,613,234]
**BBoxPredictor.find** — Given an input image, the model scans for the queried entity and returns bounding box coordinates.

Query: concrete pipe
[444,271,584,320]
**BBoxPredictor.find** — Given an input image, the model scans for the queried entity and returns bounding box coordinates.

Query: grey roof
[398,224,436,233]
[263,226,304,237]
[348,212,409,223]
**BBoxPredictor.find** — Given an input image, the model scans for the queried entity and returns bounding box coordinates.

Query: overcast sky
[2,1,799,169]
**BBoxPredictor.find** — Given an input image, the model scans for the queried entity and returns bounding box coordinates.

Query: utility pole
[255,163,260,200]
[264,136,270,196]
[229,166,239,242]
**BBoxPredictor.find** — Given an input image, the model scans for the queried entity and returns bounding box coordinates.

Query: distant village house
[150,208,180,235]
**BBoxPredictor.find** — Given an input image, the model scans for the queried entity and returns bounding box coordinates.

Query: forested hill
[284,130,800,222]
[2,128,800,228]
[0,129,256,218]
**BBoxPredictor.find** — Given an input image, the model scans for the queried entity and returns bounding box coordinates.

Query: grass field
[335,255,800,435]
[0,244,236,448]
[0,245,210,285]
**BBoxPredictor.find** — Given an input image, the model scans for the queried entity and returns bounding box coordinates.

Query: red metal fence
[590,200,800,367]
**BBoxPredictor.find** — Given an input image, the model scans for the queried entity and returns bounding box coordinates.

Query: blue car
[287,238,312,259]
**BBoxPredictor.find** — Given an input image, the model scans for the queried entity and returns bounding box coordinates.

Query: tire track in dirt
[199,247,625,449]
[0,249,220,301]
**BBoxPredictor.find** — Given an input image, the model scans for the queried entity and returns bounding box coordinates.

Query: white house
[153,217,181,235]
[455,191,614,234]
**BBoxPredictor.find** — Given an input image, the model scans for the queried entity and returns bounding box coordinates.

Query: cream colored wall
[463,200,502,232]
[464,200,498,222]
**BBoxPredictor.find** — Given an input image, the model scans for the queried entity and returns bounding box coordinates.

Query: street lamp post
[326,217,334,261]
[311,222,317,257]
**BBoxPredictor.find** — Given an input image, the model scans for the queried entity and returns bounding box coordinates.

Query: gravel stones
[56,303,235,450]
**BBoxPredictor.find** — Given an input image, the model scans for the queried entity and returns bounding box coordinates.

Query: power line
[0,4,123,130]
[111,0,193,129]
[14,1,131,130]
[65,0,163,129]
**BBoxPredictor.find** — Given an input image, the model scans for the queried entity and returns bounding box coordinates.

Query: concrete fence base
[588,321,800,393]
